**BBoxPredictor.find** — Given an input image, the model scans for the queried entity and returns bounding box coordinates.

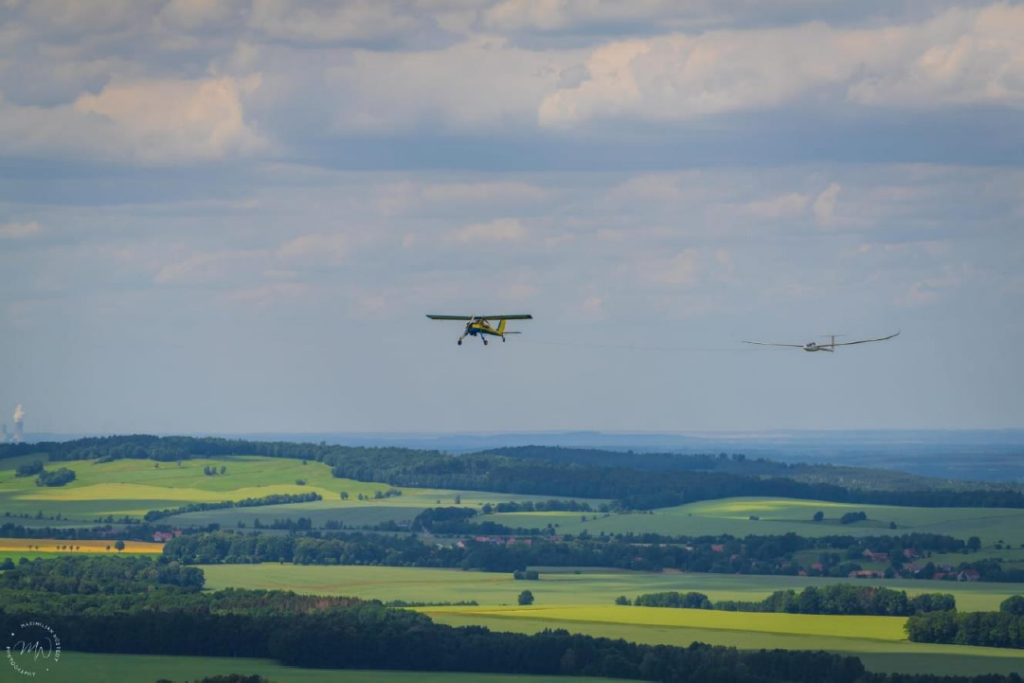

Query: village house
[957,569,981,582]
[862,549,889,562]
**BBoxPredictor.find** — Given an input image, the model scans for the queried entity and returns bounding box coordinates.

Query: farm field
[0,538,162,554]
[28,652,623,683]
[483,496,1024,545]
[201,564,1024,612]
[0,455,603,524]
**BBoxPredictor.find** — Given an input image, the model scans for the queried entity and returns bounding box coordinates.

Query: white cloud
[743,192,809,219]
[447,217,527,244]
[539,4,1024,126]
[813,183,842,227]
[73,76,267,162]
[326,36,582,132]
[0,221,43,239]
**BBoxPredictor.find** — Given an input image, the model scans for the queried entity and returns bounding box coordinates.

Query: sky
[1,0,1022,435]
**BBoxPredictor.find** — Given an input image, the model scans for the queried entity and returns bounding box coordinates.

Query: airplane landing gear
[457,339,462,345]
[483,338,488,345]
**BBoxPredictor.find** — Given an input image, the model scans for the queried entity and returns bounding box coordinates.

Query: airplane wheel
[457,340,462,346]
[502,337,506,343]
[483,339,488,345]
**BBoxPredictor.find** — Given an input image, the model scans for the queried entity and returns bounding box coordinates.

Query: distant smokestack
[13,404,24,443]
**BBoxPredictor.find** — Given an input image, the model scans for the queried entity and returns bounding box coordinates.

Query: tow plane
[427,314,533,346]
[742,331,899,353]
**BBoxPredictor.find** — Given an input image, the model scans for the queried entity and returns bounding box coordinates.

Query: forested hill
[5,435,1024,510]
[477,446,1023,493]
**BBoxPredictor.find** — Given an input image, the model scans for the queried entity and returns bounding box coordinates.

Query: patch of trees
[482,499,596,514]
[203,465,227,476]
[906,610,1024,649]
[14,460,44,477]
[712,585,954,616]
[632,587,953,617]
[144,492,322,522]
[840,511,868,525]
[35,467,76,487]
[634,591,713,609]
[0,555,204,594]
[412,506,478,532]
[0,522,182,542]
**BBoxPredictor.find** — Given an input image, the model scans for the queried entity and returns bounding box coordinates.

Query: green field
[201,563,1024,612]
[484,496,1024,545]
[19,651,622,683]
[0,455,603,525]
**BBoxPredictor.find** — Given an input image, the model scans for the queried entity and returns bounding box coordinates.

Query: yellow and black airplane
[427,314,533,346]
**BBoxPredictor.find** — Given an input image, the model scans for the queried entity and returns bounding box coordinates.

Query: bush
[35,467,76,487]
[15,461,44,478]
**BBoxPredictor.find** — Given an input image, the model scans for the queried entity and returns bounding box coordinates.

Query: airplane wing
[831,331,900,347]
[741,340,805,348]
[426,315,474,321]
[480,314,533,320]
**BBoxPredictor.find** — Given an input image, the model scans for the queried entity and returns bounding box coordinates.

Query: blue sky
[1,0,1022,434]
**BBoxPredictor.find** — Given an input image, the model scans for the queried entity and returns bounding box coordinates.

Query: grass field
[0,455,606,526]
[16,651,623,683]
[201,564,1024,612]
[484,496,1024,545]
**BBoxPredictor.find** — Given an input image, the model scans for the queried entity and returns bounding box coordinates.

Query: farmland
[201,563,1024,612]
[482,496,1024,545]
[200,563,1024,675]
[0,454,599,524]
[25,652,622,683]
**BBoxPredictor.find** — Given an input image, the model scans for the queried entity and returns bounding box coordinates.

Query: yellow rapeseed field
[0,538,163,554]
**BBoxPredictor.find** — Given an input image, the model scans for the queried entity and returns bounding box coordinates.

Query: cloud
[813,183,841,227]
[538,4,1024,126]
[248,0,421,44]
[0,221,43,239]
[447,217,527,244]
[73,76,267,162]
[743,192,809,219]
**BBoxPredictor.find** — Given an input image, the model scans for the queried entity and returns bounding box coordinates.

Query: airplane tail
[497,319,507,335]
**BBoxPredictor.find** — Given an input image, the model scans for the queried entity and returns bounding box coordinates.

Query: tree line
[161,529,1023,583]
[906,598,1024,649]
[143,492,322,522]
[630,585,955,617]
